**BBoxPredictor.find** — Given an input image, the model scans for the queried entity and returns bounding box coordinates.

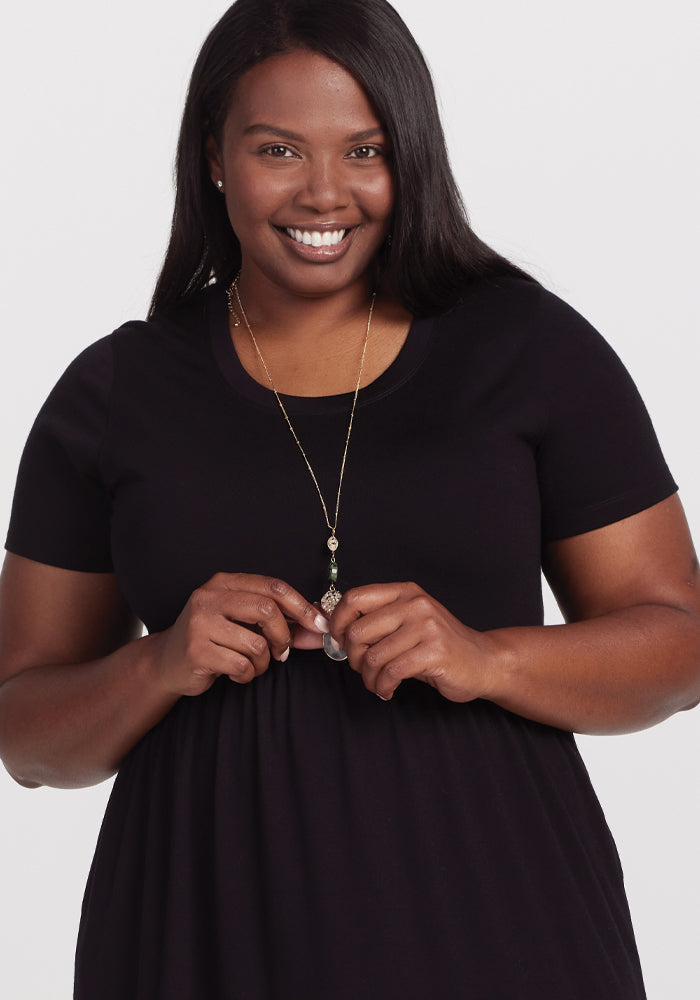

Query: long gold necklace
[227,277,376,661]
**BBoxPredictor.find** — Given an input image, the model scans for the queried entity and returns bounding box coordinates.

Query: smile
[284,228,348,247]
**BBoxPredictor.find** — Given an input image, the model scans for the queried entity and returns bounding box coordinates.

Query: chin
[269,263,376,299]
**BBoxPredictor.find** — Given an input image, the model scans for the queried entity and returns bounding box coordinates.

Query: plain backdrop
[0,1,698,997]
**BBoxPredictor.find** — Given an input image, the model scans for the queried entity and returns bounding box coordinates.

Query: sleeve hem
[3,542,114,574]
[542,477,678,543]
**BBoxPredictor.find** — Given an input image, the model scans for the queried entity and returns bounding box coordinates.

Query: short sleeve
[5,337,114,571]
[534,292,677,542]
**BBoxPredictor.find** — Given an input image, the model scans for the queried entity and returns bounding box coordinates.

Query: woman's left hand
[329,582,498,702]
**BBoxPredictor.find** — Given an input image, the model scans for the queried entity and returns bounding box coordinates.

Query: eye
[347,145,381,160]
[261,144,296,158]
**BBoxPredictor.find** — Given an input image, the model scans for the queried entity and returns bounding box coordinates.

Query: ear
[205,134,224,189]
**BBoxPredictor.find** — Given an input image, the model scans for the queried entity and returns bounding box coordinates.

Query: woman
[1,0,698,996]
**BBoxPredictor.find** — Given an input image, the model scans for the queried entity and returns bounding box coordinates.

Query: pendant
[323,631,348,661]
[321,585,346,660]
[321,585,342,615]
[321,563,347,659]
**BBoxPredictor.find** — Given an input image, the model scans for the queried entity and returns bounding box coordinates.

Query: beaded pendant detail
[322,577,346,657]
[321,541,347,659]
[322,538,342,615]
[321,585,342,615]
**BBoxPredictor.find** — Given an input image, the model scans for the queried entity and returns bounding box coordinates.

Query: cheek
[359,170,394,221]
[226,169,291,226]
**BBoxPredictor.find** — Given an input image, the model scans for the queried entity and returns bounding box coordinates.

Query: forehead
[224,49,382,135]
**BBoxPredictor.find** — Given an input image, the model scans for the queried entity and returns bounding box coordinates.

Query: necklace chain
[229,277,376,543]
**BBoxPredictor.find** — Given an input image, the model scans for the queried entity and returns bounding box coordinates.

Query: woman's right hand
[148,573,329,698]
[0,559,330,787]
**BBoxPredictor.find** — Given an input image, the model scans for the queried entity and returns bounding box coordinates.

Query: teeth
[286,228,346,247]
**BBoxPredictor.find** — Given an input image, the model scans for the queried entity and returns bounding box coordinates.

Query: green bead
[328,560,339,583]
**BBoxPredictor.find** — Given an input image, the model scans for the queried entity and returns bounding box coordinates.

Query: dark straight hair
[150,0,533,318]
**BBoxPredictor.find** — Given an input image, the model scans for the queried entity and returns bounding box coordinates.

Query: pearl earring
[217,180,224,191]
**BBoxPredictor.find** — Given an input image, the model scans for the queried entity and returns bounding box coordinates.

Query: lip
[274,224,357,262]
[281,222,353,232]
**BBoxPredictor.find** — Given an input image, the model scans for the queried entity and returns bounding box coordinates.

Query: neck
[228,272,412,397]
[236,272,374,344]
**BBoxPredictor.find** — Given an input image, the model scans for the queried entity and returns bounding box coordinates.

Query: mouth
[281,227,350,247]
[274,224,357,262]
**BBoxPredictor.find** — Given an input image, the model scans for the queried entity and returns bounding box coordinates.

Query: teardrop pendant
[323,631,348,661]
[322,555,346,659]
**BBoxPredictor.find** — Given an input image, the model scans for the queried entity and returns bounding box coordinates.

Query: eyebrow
[243,124,386,143]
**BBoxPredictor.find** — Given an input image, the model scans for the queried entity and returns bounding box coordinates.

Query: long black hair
[150,0,532,318]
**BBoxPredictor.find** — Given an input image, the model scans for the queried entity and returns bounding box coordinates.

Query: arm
[0,555,150,789]
[0,554,327,789]
[487,493,700,733]
[330,495,700,734]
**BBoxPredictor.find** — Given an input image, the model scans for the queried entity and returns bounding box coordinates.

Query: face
[207,49,394,302]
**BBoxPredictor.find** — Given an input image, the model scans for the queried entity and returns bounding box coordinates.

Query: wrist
[477,628,520,705]
[131,630,180,701]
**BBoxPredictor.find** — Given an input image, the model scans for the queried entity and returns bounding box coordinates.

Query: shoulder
[431,277,625,378]
[436,276,595,343]
[111,284,216,359]
[52,285,220,395]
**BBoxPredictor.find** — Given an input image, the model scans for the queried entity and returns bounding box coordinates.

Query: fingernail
[279,646,290,663]
[377,693,390,702]
[314,614,330,633]
[329,636,341,653]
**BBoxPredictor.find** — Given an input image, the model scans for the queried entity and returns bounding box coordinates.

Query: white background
[0,1,698,997]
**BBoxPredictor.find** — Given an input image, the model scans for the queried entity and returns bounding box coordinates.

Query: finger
[288,600,327,650]
[205,641,257,685]
[207,592,289,661]
[331,582,422,642]
[371,643,428,701]
[211,573,330,636]
[289,622,325,650]
[208,618,272,674]
[346,626,420,695]
[342,603,412,652]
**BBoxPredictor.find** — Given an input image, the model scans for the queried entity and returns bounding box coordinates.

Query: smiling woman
[205,51,395,306]
[1,1,699,998]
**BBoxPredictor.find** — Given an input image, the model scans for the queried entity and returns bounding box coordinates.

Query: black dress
[6,277,675,998]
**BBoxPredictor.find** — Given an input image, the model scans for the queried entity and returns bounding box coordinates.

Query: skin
[1,50,700,790]
[330,496,700,732]
[205,48,411,395]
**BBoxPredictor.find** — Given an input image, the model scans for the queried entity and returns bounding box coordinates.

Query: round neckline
[207,284,435,415]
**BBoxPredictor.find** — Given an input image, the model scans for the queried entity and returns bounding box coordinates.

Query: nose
[294,155,350,214]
